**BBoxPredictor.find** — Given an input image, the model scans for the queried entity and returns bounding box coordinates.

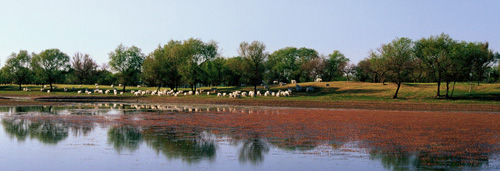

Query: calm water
[0,103,498,171]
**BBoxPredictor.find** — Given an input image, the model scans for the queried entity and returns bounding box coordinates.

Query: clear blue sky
[1,0,499,66]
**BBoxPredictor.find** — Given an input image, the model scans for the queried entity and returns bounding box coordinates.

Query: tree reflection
[143,127,216,163]
[1,118,69,144]
[107,125,143,153]
[369,150,489,170]
[238,136,270,164]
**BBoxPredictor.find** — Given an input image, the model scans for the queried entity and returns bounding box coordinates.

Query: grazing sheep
[241,92,247,97]
[105,90,110,94]
[195,91,200,95]
[79,85,82,88]
[273,80,278,84]
[207,92,210,96]
[77,90,82,94]
[137,85,141,88]
[87,91,92,95]
[40,88,44,92]
[222,93,227,97]
[134,92,140,96]
[291,80,296,84]
[120,92,124,95]
[217,93,222,97]
[95,83,98,86]
[315,78,322,82]
[256,91,262,96]
[64,87,68,92]
[47,90,50,93]
[271,92,276,96]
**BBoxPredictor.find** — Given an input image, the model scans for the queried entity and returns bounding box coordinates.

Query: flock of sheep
[27,83,298,98]
[21,80,325,98]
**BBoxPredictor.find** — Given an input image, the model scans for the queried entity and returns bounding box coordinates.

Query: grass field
[0,81,499,104]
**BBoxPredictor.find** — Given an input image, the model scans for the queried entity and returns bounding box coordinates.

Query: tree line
[1,34,499,98]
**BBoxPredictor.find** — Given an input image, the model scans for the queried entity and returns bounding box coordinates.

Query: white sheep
[207,92,210,96]
[47,90,50,93]
[77,90,82,94]
[217,93,222,97]
[120,92,124,95]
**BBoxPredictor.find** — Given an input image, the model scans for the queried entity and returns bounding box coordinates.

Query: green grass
[0,81,499,104]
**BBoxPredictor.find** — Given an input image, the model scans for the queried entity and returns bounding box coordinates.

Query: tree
[224,57,247,86]
[71,52,98,85]
[414,33,455,98]
[324,50,349,81]
[344,63,357,81]
[178,38,218,91]
[3,50,32,90]
[31,49,70,90]
[470,42,495,85]
[239,41,268,93]
[382,37,415,99]
[109,44,145,92]
[355,58,375,82]
[369,50,388,84]
[302,57,326,81]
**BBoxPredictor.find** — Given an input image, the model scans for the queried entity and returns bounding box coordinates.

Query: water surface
[0,103,499,170]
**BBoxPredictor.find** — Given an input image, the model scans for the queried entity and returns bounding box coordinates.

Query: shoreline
[0,95,496,113]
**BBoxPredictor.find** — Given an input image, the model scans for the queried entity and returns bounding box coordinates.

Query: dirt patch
[0,95,498,113]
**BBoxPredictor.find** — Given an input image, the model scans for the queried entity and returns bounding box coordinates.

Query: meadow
[0,81,498,105]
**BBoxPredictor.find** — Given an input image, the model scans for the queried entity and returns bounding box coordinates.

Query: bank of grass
[0,81,498,104]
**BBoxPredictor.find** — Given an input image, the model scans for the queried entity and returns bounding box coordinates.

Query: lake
[0,103,499,170]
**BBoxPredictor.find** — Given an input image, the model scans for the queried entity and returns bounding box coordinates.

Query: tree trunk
[122,85,126,92]
[436,81,441,98]
[254,85,257,94]
[157,85,161,92]
[445,82,450,99]
[49,82,53,91]
[19,83,22,91]
[393,82,401,99]
[451,81,456,98]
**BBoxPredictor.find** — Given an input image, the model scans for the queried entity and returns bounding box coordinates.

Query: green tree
[108,44,145,92]
[382,37,415,99]
[224,57,247,86]
[239,41,268,93]
[470,42,495,85]
[324,50,349,81]
[414,33,455,98]
[3,50,32,90]
[178,38,218,91]
[369,50,388,84]
[31,49,70,90]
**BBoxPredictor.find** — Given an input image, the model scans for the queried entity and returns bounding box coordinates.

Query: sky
[1,0,499,66]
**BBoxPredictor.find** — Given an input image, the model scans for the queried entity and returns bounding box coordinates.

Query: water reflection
[108,125,142,153]
[0,104,499,170]
[143,127,216,163]
[2,118,69,144]
[238,136,270,164]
